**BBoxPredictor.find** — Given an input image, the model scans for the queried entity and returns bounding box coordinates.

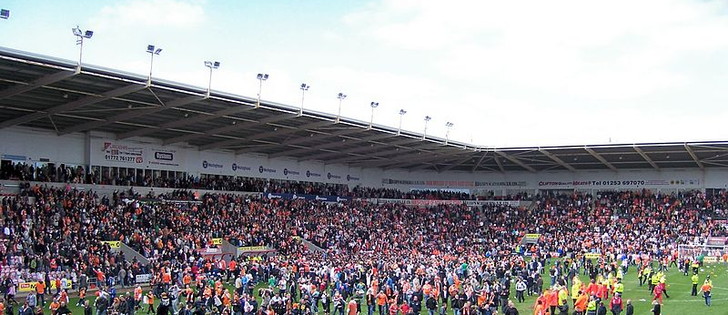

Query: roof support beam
[59,94,203,135]
[235,128,359,154]
[163,113,297,145]
[201,121,332,150]
[495,151,537,172]
[117,104,256,139]
[684,144,704,170]
[302,136,416,161]
[493,154,505,172]
[0,83,147,129]
[268,131,393,158]
[0,70,78,101]
[472,152,489,172]
[584,147,618,171]
[366,149,474,169]
[539,149,576,171]
[440,155,477,172]
[633,146,659,170]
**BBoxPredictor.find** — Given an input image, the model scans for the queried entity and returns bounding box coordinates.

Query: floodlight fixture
[146,45,163,82]
[445,121,454,144]
[397,109,407,135]
[256,73,269,108]
[299,83,310,116]
[336,92,347,123]
[71,25,94,66]
[369,102,379,129]
[423,115,432,140]
[204,60,220,96]
[0,9,10,19]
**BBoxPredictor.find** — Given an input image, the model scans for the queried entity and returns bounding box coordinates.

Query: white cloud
[91,0,205,31]
[335,0,728,146]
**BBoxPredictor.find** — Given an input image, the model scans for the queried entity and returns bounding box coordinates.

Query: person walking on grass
[701,280,713,306]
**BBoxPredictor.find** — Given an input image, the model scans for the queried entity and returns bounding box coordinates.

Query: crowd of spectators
[0,162,532,201]
[1,180,728,314]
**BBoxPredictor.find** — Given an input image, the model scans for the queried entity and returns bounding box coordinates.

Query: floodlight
[369,102,379,129]
[336,93,347,122]
[1,9,10,19]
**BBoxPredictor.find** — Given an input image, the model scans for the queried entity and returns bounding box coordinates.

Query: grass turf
[23,262,728,314]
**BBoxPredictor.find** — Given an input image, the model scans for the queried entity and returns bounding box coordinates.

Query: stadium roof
[2,46,728,173]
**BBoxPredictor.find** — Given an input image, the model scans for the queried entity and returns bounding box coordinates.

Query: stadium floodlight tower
[369,102,379,129]
[0,9,10,19]
[299,83,310,116]
[204,60,220,97]
[336,92,347,123]
[445,121,454,144]
[145,45,162,83]
[423,115,431,140]
[256,73,269,108]
[72,25,94,66]
[397,109,407,135]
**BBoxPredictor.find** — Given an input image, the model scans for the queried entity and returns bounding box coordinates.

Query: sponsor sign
[537,179,701,188]
[370,199,521,207]
[327,172,341,180]
[306,170,322,178]
[102,241,121,248]
[238,246,269,252]
[522,233,540,244]
[18,282,37,292]
[346,174,360,181]
[231,163,252,172]
[18,281,70,292]
[464,200,520,207]
[283,168,300,176]
[51,279,73,290]
[211,238,223,245]
[264,193,351,202]
[258,166,277,174]
[101,142,144,165]
[475,181,528,187]
[202,160,223,169]
[703,256,719,263]
[135,274,153,283]
[147,148,183,168]
[382,178,475,187]
[584,253,602,259]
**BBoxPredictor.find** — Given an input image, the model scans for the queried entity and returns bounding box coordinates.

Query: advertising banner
[263,192,351,202]
[464,200,520,207]
[102,241,121,248]
[370,199,521,207]
[91,139,185,171]
[135,274,153,283]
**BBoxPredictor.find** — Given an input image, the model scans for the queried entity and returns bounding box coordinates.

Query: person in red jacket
[609,293,623,315]
[586,280,599,297]
[652,283,663,304]
[548,287,559,315]
[598,283,609,301]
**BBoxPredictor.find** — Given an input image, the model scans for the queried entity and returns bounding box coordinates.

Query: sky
[2,0,728,147]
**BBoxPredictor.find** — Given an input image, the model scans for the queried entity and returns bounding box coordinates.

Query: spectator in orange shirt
[35,281,45,307]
